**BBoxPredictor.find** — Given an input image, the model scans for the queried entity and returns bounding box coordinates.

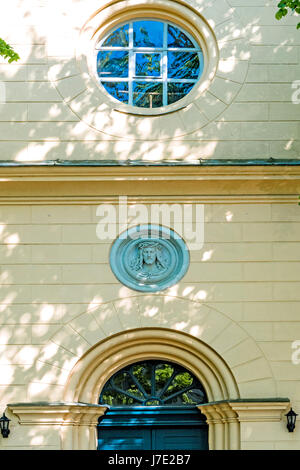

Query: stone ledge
[199,398,290,423]
[0,163,300,200]
[7,402,108,426]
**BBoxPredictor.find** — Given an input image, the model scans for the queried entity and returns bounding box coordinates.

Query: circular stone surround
[109,224,190,292]
[49,0,250,139]
[79,0,218,117]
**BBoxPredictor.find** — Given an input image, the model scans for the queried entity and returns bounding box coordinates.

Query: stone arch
[61,326,241,450]
[42,295,276,402]
[63,327,239,404]
[19,295,284,450]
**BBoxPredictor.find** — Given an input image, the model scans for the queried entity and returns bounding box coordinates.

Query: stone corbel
[198,402,240,450]
[199,398,290,450]
[228,401,290,423]
[7,402,109,450]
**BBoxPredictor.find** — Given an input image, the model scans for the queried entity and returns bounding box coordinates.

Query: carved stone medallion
[110,225,190,292]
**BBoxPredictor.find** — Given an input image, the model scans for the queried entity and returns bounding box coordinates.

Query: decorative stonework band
[7,402,108,450]
[7,399,290,450]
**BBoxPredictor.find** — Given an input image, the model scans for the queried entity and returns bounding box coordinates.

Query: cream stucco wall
[0,0,299,452]
[0,0,299,163]
[0,201,299,449]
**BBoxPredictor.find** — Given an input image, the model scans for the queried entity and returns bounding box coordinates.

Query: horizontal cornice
[0,159,300,167]
[1,164,300,182]
[0,164,299,204]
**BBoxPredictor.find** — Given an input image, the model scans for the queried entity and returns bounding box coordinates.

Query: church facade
[0,0,300,450]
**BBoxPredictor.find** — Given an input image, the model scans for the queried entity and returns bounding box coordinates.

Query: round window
[95,19,204,108]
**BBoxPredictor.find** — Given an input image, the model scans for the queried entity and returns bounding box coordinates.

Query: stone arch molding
[44,295,276,401]
[48,0,250,139]
[9,295,289,450]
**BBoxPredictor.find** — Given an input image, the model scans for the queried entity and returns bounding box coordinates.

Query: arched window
[96,20,204,108]
[99,360,207,406]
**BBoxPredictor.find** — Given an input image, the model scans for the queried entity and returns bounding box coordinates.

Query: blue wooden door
[98,427,152,450]
[98,407,208,450]
[98,426,208,450]
[153,427,208,450]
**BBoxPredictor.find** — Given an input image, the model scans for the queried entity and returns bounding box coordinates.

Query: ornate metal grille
[99,360,207,406]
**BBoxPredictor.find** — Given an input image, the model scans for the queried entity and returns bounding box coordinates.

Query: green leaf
[0,38,20,63]
[274,0,300,29]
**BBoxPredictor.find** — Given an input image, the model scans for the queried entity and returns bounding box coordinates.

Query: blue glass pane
[167,52,200,79]
[102,82,129,103]
[97,51,128,78]
[136,53,161,77]
[168,82,194,104]
[101,25,129,47]
[133,81,163,108]
[133,21,163,47]
[167,25,195,48]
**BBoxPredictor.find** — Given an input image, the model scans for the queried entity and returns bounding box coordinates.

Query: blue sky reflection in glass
[133,82,163,108]
[168,82,194,105]
[102,82,129,103]
[133,20,164,47]
[97,51,128,77]
[96,20,203,108]
[101,25,129,47]
[167,24,194,48]
[168,52,200,79]
[136,53,161,77]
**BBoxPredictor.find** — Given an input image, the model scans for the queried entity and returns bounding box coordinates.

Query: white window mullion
[128,22,134,106]
[162,22,168,106]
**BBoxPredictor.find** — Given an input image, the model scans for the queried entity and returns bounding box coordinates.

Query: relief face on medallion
[129,241,169,279]
[110,225,190,292]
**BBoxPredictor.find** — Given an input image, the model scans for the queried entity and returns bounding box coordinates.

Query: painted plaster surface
[0,0,299,452]
[0,202,299,449]
[0,0,298,163]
